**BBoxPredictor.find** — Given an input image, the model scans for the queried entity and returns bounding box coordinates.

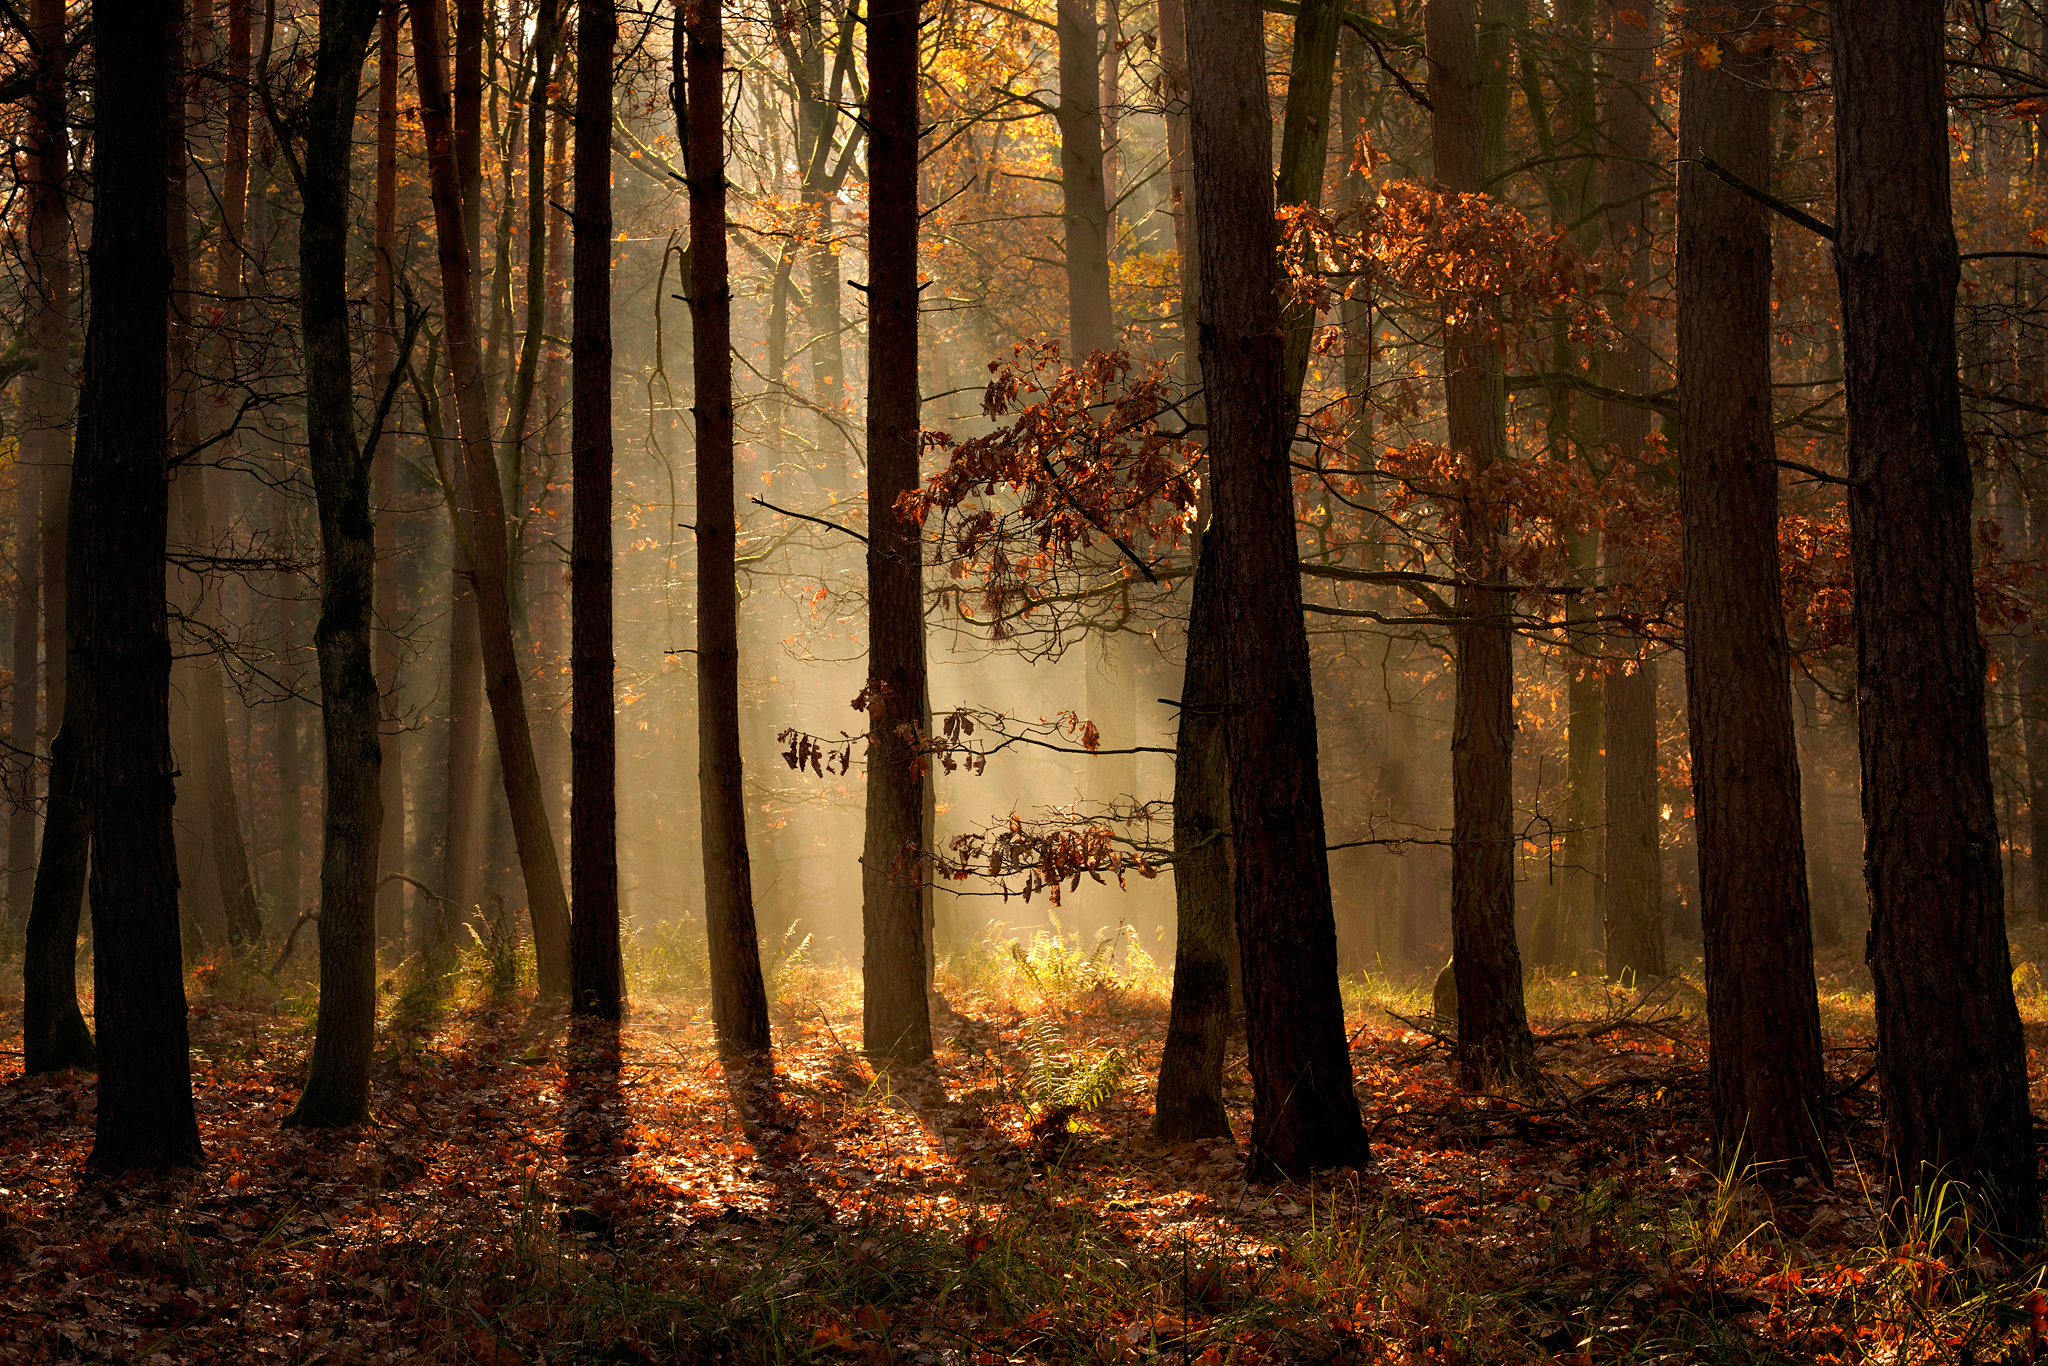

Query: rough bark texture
[1056,0,1114,358]
[1834,0,2041,1238]
[1429,0,1537,1093]
[287,0,386,1129]
[568,0,623,1020]
[82,0,202,1172]
[682,0,768,1047]
[860,0,934,1066]
[1152,537,1233,1141]
[1677,15,1827,1176]
[409,0,572,995]
[1598,0,1664,981]
[1189,0,1365,1180]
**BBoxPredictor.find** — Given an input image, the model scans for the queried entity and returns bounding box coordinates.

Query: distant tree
[1835,0,2041,1239]
[1676,3,1827,1177]
[861,0,934,1066]
[284,0,389,1129]
[1188,0,1365,1179]
[82,0,201,1172]
[682,0,769,1047]
[1427,0,1538,1093]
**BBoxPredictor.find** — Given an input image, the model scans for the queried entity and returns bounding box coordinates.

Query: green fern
[1019,1014,1132,1118]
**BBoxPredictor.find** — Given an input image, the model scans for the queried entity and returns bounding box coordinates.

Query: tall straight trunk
[1835,0,2040,1239]
[1599,0,1663,980]
[1056,0,1113,357]
[683,0,767,1047]
[408,0,572,996]
[1677,10,1826,1175]
[374,0,405,942]
[1275,0,1341,412]
[568,0,623,1019]
[861,0,933,1065]
[273,466,307,924]
[1158,0,1199,394]
[1429,0,1536,1092]
[20,24,86,1076]
[2026,483,2048,922]
[455,0,483,263]
[1153,537,1232,1140]
[83,0,201,1172]
[286,0,385,1129]
[1189,0,1365,1180]
[11,431,38,934]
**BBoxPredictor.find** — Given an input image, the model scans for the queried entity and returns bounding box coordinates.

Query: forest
[0,0,2043,1359]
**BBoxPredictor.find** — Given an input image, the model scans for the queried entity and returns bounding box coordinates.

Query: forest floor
[4,923,2048,1364]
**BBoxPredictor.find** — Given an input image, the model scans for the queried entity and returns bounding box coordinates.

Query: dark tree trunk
[82,0,201,1172]
[286,0,386,1130]
[1598,0,1663,981]
[2026,483,2048,922]
[409,0,572,995]
[1056,0,1113,358]
[1153,536,1232,1141]
[1275,0,1341,411]
[1677,9,1827,1176]
[682,0,768,1047]
[1834,0,2041,1239]
[18,0,92,1077]
[1429,0,1536,1093]
[1188,0,1364,1181]
[860,0,933,1066]
[568,0,623,1020]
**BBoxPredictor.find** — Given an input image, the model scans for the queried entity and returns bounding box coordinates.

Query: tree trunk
[1189,0,1365,1180]
[681,0,768,1047]
[408,0,572,996]
[861,0,934,1066]
[1677,9,1827,1176]
[1056,0,1114,358]
[1429,0,1537,1092]
[1158,0,1199,396]
[1834,0,2040,1239]
[374,0,406,944]
[1598,0,1663,981]
[1275,0,1341,411]
[2026,482,2048,922]
[568,0,623,1020]
[24,719,92,1074]
[1153,536,1233,1141]
[286,0,386,1130]
[83,0,202,1172]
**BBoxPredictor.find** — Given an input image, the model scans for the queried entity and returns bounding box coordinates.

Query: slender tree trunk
[374,0,406,944]
[861,0,933,1065]
[1189,0,1365,1180]
[1429,0,1537,1092]
[568,0,623,1019]
[11,421,38,936]
[1677,8,1827,1176]
[408,0,572,995]
[1835,0,2040,1239]
[1275,0,1341,412]
[83,0,201,1172]
[1158,0,1199,396]
[1153,536,1232,1140]
[286,0,386,1129]
[18,0,83,1071]
[682,0,768,1046]
[1057,0,1113,358]
[2025,482,2048,922]
[1599,0,1663,981]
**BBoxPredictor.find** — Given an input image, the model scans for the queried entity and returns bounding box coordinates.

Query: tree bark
[682,0,769,1047]
[1275,0,1342,411]
[1056,0,1114,358]
[1598,0,1663,981]
[286,0,386,1129]
[408,0,572,995]
[1677,9,1827,1176]
[1834,0,2041,1239]
[861,0,934,1066]
[568,0,623,1019]
[1189,0,1365,1180]
[83,0,202,1172]
[1153,536,1233,1140]
[374,0,406,944]
[1429,0,1537,1092]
